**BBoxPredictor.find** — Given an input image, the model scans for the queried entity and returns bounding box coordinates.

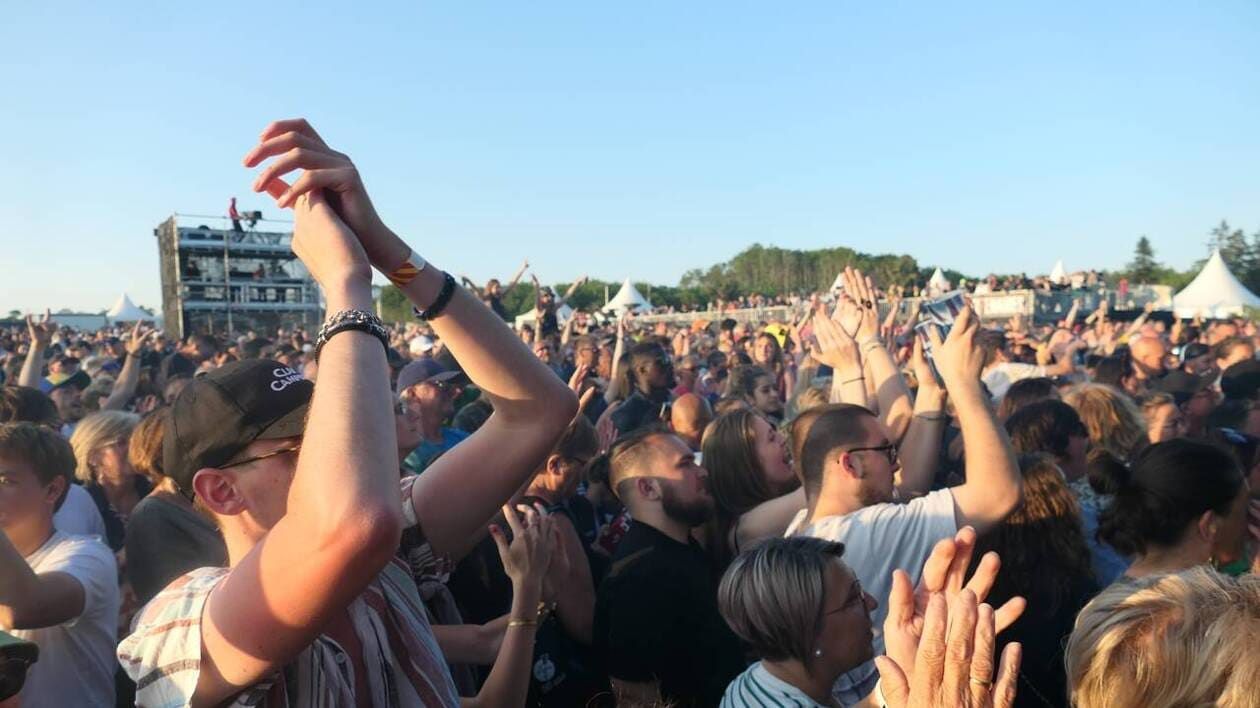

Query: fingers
[911,591,949,699]
[578,386,596,411]
[993,596,1027,634]
[244,129,329,169]
[946,526,977,594]
[993,642,1022,708]
[941,589,978,701]
[969,602,997,707]
[277,167,358,208]
[964,551,1000,601]
[873,656,910,708]
[501,503,525,537]
[488,523,510,561]
[886,569,915,627]
[251,145,347,196]
[919,537,957,594]
[255,119,329,154]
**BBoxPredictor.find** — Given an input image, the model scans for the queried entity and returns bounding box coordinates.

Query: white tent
[105,293,152,323]
[927,268,951,296]
[1049,260,1067,285]
[604,278,653,314]
[1173,250,1260,318]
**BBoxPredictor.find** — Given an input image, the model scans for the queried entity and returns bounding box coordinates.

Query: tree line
[378,221,1250,321]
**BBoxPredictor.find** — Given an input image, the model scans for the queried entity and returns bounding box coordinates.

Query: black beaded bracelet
[315,309,390,359]
[414,272,457,321]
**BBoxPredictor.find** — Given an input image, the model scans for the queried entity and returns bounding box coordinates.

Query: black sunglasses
[846,442,899,465]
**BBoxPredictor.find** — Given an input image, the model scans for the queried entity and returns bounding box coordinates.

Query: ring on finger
[969,676,993,688]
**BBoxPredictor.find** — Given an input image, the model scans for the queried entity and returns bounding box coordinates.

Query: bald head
[1129,336,1167,380]
[670,393,713,451]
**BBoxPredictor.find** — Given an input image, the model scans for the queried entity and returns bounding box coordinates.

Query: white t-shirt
[786,489,957,705]
[982,362,1046,400]
[7,531,120,707]
[52,483,108,539]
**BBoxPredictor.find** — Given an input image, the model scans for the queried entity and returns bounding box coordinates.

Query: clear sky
[2,1,1258,314]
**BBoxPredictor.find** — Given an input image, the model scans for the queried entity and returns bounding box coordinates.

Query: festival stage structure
[154,213,321,338]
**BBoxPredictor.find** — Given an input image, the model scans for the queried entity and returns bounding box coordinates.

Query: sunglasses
[846,442,899,466]
[220,442,302,469]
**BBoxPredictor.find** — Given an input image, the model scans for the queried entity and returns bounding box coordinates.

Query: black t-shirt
[610,390,667,436]
[488,296,510,322]
[593,520,746,707]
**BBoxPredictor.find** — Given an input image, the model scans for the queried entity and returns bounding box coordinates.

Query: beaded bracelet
[413,272,457,321]
[315,309,390,359]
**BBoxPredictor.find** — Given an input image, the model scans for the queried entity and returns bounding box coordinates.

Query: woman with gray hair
[719,534,1023,708]
[718,536,876,707]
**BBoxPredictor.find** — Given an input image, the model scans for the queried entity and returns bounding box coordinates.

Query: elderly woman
[718,535,1022,708]
[718,537,876,706]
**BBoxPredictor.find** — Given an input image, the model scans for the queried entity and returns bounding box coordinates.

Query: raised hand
[490,503,555,589]
[568,363,592,394]
[833,293,864,338]
[243,118,407,272]
[880,528,1024,708]
[124,321,149,356]
[876,589,1021,708]
[843,266,881,340]
[927,304,984,394]
[811,307,860,373]
[26,309,54,347]
[910,337,941,393]
[291,190,372,292]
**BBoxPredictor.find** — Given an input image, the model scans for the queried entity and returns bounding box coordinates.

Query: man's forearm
[102,353,141,411]
[17,344,44,389]
[897,387,947,496]
[954,384,1020,510]
[287,283,401,543]
[863,340,913,441]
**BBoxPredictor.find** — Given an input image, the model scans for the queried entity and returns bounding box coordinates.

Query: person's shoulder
[847,488,955,526]
[39,531,115,568]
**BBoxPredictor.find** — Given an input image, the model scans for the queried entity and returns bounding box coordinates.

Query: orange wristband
[386,250,427,287]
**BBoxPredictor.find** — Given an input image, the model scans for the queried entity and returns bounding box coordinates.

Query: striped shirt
[721,662,832,707]
[116,479,459,707]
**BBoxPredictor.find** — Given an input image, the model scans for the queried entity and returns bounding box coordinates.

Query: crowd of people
[1,119,1257,708]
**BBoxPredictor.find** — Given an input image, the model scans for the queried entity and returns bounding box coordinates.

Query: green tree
[1126,236,1160,284]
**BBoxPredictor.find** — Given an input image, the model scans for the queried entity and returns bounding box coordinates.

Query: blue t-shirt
[402,428,471,475]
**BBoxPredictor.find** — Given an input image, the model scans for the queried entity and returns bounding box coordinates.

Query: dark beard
[660,485,714,527]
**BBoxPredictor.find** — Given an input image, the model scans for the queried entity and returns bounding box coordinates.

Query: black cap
[1151,370,1212,407]
[1221,359,1260,401]
[164,359,312,496]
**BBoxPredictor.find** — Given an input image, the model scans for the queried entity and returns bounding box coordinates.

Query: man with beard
[610,342,676,436]
[786,305,1021,706]
[592,427,745,707]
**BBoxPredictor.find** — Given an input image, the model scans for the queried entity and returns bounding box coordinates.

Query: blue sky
[2,1,1257,313]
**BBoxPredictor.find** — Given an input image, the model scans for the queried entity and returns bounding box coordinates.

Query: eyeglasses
[220,442,302,469]
[846,442,898,465]
[824,579,867,616]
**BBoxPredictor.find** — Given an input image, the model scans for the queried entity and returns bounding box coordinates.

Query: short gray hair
[718,536,846,663]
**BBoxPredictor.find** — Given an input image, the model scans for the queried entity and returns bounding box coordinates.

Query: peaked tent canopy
[830,271,845,291]
[105,293,152,322]
[927,268,951,295]
[604,278,653,314]
[1173,250,1260,319]
[1049,260,1067,284]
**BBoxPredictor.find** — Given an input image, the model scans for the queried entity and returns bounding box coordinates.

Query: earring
[813,649,822,657]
